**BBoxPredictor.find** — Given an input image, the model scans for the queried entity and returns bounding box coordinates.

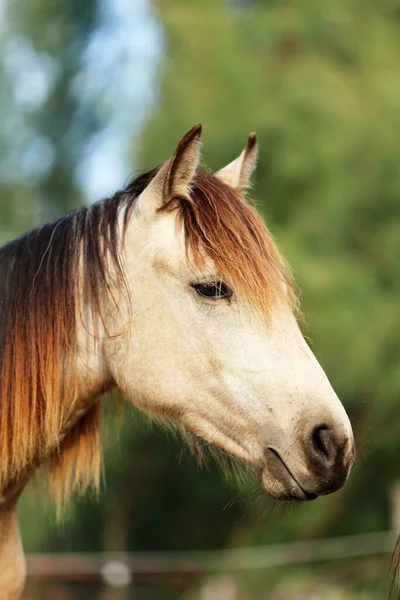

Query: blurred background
[1,0,400,598]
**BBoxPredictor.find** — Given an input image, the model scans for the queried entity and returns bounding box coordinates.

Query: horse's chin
[181,427,322,503]
[261,450,319,502]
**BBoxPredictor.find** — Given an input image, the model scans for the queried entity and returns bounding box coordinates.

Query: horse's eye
[194,281,233,300]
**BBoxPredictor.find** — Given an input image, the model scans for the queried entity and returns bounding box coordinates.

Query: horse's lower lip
[263,448,319,502]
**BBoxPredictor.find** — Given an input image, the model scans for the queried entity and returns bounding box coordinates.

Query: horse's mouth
[262,448,319,502]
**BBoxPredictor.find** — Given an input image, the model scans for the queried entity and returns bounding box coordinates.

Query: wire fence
[25,529,399,589]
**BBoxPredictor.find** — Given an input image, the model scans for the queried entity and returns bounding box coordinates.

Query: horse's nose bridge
[247,319,354,445]
[281,341,352,431]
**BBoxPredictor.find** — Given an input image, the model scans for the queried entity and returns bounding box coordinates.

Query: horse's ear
[138,124,202,215]
[215,133,258,192]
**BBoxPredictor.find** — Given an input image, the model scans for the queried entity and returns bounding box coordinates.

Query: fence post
[391,481,400,533]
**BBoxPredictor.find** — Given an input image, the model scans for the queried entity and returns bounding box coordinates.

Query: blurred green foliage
[1,0,400,597]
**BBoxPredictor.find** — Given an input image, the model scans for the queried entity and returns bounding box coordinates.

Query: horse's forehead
[145,214,185,273]
[149,213,182,254]
[148,214,213,276]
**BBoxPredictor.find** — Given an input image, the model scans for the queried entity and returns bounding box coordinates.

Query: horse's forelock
[178,171,299,317]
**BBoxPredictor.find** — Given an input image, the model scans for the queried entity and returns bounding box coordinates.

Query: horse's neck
[62,296,117,422]
[58,362,114,447]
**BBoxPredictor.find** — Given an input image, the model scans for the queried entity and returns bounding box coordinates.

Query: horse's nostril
[301,422,354,494]
[311,424,336,463]
[312,424,330,458]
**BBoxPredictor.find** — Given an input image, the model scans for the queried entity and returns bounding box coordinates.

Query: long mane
[0,168,296,507]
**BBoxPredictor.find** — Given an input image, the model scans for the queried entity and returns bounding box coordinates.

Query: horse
[0,125,354,598]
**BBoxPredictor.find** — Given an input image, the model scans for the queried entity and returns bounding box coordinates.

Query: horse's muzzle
[262,425,355,501]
